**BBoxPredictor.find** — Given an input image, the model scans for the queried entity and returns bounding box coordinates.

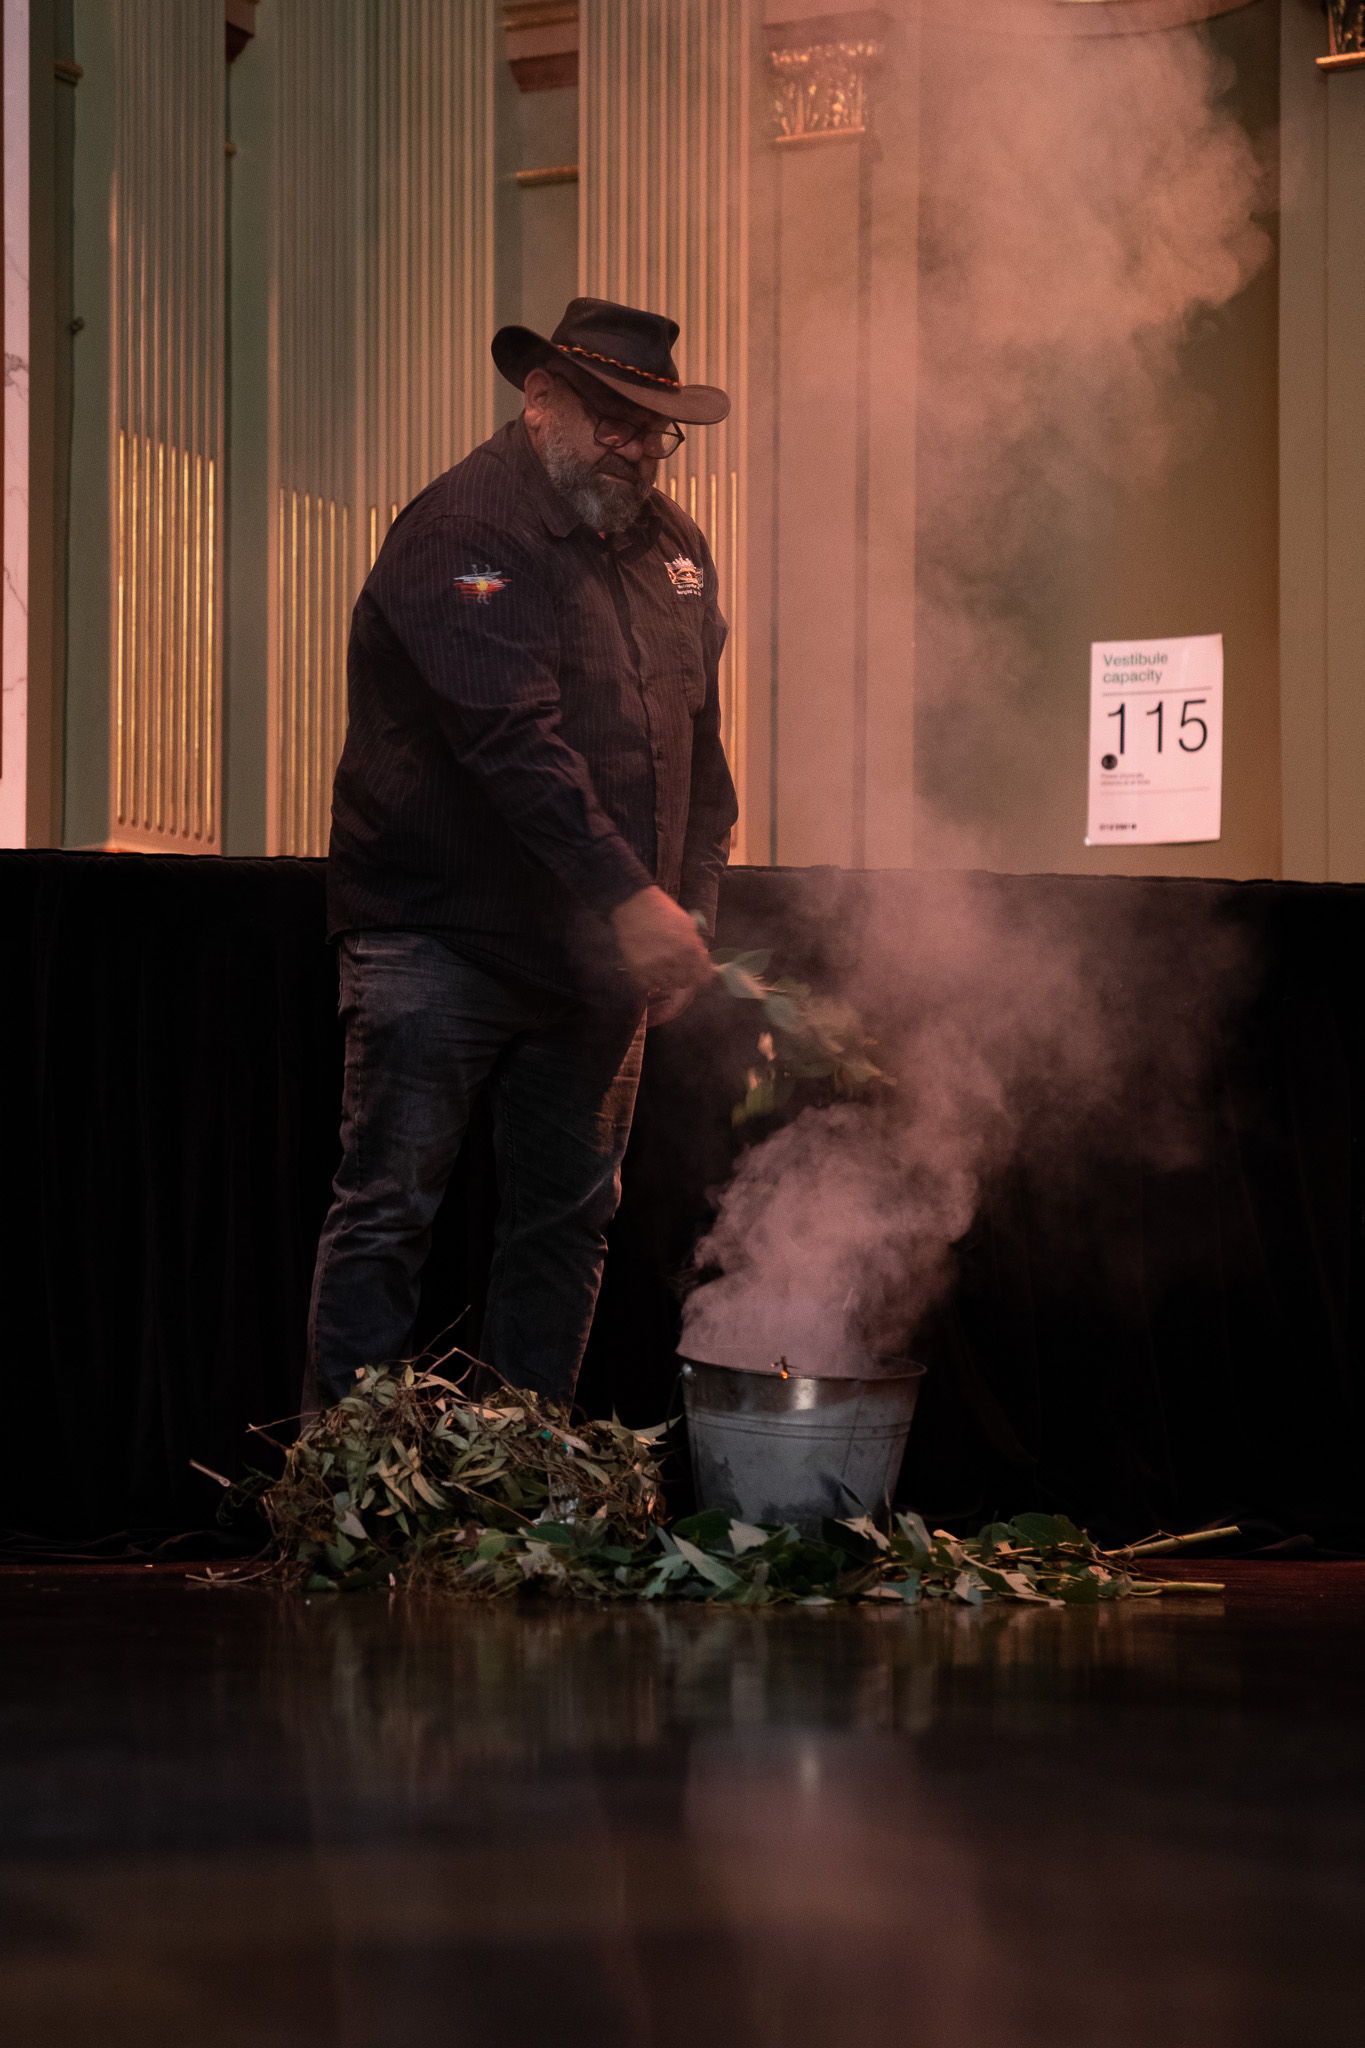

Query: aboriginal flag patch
[453,567,511,603]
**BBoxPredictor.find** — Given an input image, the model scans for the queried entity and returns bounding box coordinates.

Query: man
[306,298,738,1410]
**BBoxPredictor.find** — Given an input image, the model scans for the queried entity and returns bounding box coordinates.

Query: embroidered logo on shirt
[453,566,511,603]
[665,555,704,598]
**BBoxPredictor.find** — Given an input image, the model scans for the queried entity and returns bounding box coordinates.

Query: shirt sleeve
[679,537,740,933]
[372,512,651,916]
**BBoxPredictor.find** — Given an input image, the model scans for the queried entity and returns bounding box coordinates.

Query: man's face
[523,367,662,533]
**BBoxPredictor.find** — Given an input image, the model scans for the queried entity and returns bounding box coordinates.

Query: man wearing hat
[306,299,738,1410]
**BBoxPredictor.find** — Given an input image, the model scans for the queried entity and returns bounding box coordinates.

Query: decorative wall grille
[579,0,751,852]
[111,1,224,848]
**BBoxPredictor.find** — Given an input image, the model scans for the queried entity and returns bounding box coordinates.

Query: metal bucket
[679,1354,926,1534]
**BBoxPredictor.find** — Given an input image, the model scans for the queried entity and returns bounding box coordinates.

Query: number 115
[1106,699,1209,754]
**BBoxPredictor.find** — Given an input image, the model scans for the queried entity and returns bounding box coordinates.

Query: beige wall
[493,74,579,429]
[751,0,1287,881]
[1279,0,1365,882]
[43,0,1365,883]
[911,0,1283,881]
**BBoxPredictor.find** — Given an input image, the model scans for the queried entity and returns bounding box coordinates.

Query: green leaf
[894,1510,933,1556]
[335,1510,368,1542]
[1057,1571,1102,1605]
[991,1567,1052,1604]
[764,993,804,1032]
[408,1469,448,1511]
[718,961,768,1001]
[643,1554,693,1599]
[673,1537,742,1591]
[783,1054,835,1080]
[673,1508,733,1547]
[727,1521,769,1554]
[835,1056,883,1087]
[1010,1512,1091,1552]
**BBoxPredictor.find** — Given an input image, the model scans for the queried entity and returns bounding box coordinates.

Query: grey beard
[537,419,651,534]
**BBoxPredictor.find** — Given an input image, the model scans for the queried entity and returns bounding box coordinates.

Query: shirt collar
[510,416,664,551]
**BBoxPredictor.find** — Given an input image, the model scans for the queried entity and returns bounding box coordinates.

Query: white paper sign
[1086,633,1223,847]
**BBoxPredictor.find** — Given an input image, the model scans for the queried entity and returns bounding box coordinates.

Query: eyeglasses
[552,372,685,459]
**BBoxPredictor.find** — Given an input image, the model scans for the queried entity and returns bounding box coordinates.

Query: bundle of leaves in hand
[709,946,891,1125]
[242,1362,667,1595]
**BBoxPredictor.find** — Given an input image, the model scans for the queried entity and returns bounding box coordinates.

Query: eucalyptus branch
[708,946,893,1124]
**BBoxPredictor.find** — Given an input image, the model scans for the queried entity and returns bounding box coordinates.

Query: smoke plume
[915,5,1272,848]
[682,8,1270,1374]
[681,869,1246,1372]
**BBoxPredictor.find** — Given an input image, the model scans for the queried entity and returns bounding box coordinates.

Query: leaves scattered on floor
[209,1365,1224,1604]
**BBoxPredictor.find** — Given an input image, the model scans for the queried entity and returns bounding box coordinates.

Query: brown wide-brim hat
[492,296,730,427]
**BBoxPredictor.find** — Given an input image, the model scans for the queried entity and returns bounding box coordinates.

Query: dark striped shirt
[326,417,739,998]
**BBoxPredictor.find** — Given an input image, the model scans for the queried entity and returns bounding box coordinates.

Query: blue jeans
[306,932,645,1408]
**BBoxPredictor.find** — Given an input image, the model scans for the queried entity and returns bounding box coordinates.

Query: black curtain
[3,851,1362,1549]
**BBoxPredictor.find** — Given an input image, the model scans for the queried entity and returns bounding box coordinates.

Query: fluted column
[578,0,752,856]
[755,7,919,871]
[360,0,497,522]
[109,0,225,851]
[269,0,496,857]
[268,0,359,860]
[0,0,30,848]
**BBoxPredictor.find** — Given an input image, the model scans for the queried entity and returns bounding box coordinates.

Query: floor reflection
[1,1577,1362,2046]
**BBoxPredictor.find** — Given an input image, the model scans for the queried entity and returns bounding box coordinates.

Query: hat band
[558,343,680,390]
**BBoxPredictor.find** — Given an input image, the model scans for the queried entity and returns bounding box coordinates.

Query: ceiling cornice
[922,0,1259,38]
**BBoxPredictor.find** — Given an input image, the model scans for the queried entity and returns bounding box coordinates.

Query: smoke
[915,4,1272,851]
[682,8,1270,1374]
[681,869,1247,1372]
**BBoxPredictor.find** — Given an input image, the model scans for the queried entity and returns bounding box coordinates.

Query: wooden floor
[2,1563,1362,2046]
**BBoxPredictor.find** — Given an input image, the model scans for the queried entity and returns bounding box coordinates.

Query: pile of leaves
[710,947,890,1125]
[213,1363,1226,1603]
[234,1361,665,1595]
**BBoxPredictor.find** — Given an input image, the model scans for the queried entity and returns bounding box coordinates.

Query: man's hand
[611,887,712,1001]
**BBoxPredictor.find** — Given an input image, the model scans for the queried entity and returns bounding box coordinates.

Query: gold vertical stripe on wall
[270,0,360,858]
[110,2,224,849]
[114,436,217,842]
[361,0,495,524]
[275,490,353,858]
[579,0,750,856]
[270,1,495,855]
